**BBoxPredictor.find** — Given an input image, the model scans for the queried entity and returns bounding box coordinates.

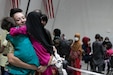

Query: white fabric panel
[46,0,113,43]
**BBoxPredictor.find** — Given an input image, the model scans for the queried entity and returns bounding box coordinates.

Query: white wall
[19,0,42,15]
[46,0,113,43]
[0,0,11,42]
[0,0,42,41]
[1,0,113,43]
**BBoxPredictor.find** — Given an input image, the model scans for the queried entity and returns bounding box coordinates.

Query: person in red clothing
[82,36,92,70]
[70,33,82,75]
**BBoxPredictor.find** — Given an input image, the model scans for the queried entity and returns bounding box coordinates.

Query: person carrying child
[0,17,40,75]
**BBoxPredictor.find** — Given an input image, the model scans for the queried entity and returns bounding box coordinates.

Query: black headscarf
[26,11,54,55]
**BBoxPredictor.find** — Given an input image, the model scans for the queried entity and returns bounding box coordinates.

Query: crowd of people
[0,8,113,75]
[82,34,113,75]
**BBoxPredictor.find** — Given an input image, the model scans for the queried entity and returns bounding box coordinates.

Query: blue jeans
[4,71,12,75]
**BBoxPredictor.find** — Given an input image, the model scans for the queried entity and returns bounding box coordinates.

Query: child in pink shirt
[105,42,113,74]
[106,42,113,57]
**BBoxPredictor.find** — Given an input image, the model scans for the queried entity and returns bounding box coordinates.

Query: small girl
[1,17,40,75]
[106,42,113,56]
[105,42,113,74]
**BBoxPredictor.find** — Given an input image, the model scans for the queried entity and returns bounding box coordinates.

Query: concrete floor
[81,61,105,75]
[0,61,106,75]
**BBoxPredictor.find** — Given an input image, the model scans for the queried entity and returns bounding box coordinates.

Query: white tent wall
[0,0,11,42]
[0,0,113,44]
[46,0,113,43]
[19,0,42,15]
[0,0,42,42]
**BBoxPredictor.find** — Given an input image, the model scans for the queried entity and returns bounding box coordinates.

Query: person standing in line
[82,36,92,70]
[92,34,104,73]
[105,42,113,74]
[102,37,111,47]
[40,14,53,45]
[70,33,82,75]
[102,36,111,71]
[53,28,71,60]
[61,34,66,40]
[53,28,62,56]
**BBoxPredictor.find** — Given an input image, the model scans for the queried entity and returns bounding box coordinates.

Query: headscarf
[26,11,54,55]
[71,33,82,52]
[82,36,90,47]
[82,36,91,54]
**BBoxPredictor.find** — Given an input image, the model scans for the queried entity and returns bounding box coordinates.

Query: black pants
[92,64,103,73]
[4,71,12,75]
[1,66,5,75]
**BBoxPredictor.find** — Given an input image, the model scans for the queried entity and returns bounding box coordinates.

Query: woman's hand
[37,65,47,72]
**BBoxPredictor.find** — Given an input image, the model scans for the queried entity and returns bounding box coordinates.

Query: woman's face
[13,12,26,26]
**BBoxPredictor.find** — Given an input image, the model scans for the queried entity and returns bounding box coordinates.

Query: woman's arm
[2,40,38,70]
[10,25,27,36]
[7,53,38,70]
[37,55,53,72]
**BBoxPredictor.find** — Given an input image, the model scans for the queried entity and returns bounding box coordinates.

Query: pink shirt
[106,48,113,57]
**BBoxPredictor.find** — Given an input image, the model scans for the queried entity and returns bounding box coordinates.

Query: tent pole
[25,0,31,16]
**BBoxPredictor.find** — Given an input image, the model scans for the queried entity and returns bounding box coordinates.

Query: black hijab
[26,11,54,55]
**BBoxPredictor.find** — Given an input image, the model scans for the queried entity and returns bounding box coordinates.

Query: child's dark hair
[106,42,112,50]
[1,17,16,32]
[53,28,61,36]
[95,34,100,39]
[41,14,48,23]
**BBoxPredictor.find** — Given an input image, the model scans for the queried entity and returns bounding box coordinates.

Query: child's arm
[10,25,27,36]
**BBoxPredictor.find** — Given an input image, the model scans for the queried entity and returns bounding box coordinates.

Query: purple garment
[10,25,53,75]
[106,49,113,57]
[29,36,53,75]
[29,36,50,65]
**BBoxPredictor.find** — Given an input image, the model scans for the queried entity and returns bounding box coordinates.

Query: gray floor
[81,61,94,75]
[81,61,105,75]
[0,61,106,75]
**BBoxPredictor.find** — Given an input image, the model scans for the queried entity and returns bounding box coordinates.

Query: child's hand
[37,65,47,72]
[2,39,8,46]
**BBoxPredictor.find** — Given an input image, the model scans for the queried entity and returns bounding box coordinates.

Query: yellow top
[0,40,14,67]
